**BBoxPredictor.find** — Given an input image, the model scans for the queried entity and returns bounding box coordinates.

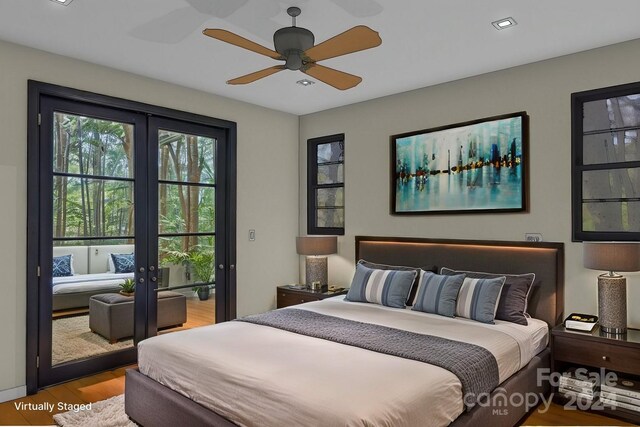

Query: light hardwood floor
[0,295,215,425]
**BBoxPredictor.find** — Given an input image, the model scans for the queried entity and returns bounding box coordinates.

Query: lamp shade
[296,236,337,256]
[583,242,640,272]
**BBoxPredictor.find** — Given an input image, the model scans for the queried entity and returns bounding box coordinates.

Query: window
[572,82,640,241]
[307,134,344,235]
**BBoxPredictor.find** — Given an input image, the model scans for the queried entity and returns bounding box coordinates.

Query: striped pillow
[456,277,506,324]
[345,263,416,308]
[411,271,465,317]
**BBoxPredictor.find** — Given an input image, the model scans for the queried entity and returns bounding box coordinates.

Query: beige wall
[300,38,640,329]
[0,40,299,396]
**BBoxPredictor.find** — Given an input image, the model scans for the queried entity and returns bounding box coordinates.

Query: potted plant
[161,248,214,300]
[119,278,136,296]
[188,250,214,301]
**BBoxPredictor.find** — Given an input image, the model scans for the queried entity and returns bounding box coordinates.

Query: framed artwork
[572,81,640,241]
[391,112,528,214]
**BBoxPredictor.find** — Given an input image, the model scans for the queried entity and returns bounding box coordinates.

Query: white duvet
[52,272,134,294]
[138,297,548,427]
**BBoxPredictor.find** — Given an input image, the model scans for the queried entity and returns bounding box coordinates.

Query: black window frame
[307,134,345,235]
[572,81,640,241]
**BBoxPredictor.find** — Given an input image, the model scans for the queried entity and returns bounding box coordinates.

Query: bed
[125,236,564,427]
[52,244,134,311]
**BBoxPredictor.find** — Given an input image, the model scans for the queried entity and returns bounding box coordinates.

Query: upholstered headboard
[355,236,564,327]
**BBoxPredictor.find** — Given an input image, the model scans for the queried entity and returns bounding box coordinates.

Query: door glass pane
[53,176,134,238]
[158,235,215,286]
[159,184,215,234]
[156,127,217,334]
[51,110,136,367]
[53,112,134,178]
[158,130,216,184]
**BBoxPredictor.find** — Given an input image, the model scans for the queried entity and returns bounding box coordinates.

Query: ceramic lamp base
[305,256,327,290]
[598,274,627,334]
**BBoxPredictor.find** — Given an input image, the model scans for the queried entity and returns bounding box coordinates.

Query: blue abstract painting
[392,113,527,214]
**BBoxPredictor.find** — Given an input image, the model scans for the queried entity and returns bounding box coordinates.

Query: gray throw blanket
[237,308,499,411]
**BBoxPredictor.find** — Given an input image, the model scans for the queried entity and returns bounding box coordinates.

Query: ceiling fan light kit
[203,6,381,90]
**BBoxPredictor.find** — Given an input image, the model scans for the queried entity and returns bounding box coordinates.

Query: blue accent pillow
[345,263,416,308]
[411,271,465,317]
[441,268,535,325]
[52,255,73,278]
[456,277,506,324]
[111,253,135,273]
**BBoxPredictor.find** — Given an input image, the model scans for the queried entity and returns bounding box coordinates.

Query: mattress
[138,297,549,427]
[52,272,134,294]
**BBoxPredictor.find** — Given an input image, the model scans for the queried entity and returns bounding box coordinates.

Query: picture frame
[391,112,528,215]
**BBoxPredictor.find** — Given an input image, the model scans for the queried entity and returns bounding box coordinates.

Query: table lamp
[583,242,640,334]
[296,236,337,291]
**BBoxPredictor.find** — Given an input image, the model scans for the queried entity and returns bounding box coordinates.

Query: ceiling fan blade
[203,29,283,60]
[303,25,381,62]
[227,66,286,85]
[302,64,362,90]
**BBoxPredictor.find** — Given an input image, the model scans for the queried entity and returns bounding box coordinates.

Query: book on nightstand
[558,367,598,404]
[601,378,640,412]
[564,313,598,332]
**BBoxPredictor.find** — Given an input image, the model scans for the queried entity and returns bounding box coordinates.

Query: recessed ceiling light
[491,17,517,30]
[50,0,74,5]
[296,79,315,87]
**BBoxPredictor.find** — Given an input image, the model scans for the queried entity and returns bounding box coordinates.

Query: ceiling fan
[203,7,382,90]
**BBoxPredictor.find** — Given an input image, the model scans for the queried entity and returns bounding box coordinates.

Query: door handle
[218,264,224,270]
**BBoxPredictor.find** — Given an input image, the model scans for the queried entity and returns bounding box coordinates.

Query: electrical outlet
[249,229,256,241]
[525,233,543,242]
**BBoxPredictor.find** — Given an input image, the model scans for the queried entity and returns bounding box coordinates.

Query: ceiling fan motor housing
[274,26,315,70]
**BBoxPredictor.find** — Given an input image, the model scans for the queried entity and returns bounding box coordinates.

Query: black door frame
[146,116,228,337]
[26,80,237,393]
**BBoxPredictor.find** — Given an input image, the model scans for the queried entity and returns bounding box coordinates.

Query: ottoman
[89,291,187,343]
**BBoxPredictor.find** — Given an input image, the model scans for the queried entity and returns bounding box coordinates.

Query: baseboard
[0,385,27,403]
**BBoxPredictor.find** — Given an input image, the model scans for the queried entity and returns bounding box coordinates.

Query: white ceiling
[2,0,640,115]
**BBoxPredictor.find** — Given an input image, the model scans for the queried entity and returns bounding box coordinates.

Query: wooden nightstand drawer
[276,285,347,309]
[554,335,640,375]
[277,291,322,308]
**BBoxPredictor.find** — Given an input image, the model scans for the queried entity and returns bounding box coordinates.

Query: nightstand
[276,285,347,308]
[552,325,640,424]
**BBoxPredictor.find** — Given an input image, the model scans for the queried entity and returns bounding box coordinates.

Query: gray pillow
[411,271,465,317]
[357,260,426,305]
[346,263,416,308]
[455,276,506,324]
[441,268,535,325]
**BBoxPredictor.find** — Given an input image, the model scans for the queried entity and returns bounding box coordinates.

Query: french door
[28,82,236,390]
